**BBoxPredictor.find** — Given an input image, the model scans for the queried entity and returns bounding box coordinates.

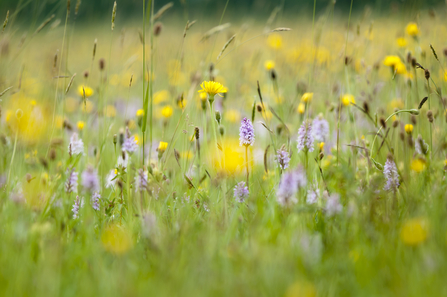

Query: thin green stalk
[7,122,19,187]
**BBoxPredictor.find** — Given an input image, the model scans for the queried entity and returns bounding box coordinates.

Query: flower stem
[245,145,249,189]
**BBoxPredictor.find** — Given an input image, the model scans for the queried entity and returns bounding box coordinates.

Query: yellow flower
[105,105,116,117]
[101,224,133,255]
[177,98,187,109]
[400,218,428,246]
[199,92,207,101]
[383,55,402,67]
[158,141,168,152]
[267,33,283,49]
[410,158,426,173]
[301,92,313,103]
[285,281,316,297]
[396,37,407,48]
[198,81,227,97]
[405,124,413,134]
[341,94,355,106]
[224,109,241,123]
[161,105,173,118]
[30,100,37,106]
[81,101,94,113]
[297,103,305,114]
[319,142,325,151]
[133,134,139,145]
[77,121,85,130]
[212,138,244,174]
[154,90,169,104]
[264,60,275,70]
[136,109,145,117]
[406,22,419,37]
[77,85,94,98]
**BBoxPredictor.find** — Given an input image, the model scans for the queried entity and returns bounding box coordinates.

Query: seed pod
[99,58,105,71]
[399,131,405,141]
[270,69,277,80]
[424,69,430,80]
[427,110,434,123]
[411,115,417,125]
[380,117,386,128]
[363,101,370,114]
[84,71,89,78]
[411,58,417,68]
[256,104,263,112]
[393,120,399,128]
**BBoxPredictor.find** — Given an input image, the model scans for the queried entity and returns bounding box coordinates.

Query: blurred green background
[0,0,445,23]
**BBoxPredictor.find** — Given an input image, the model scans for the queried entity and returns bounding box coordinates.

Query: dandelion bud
[276,124,283,136]
[393,120,399,128]
[84,71,89,78]
[411,58,417,68]
[119,129,124,146]
[319,152,324,160]
[270,69,277,80]
[427,110,434,123]
[344,56,351,65]
[399,131,405,141]
[408,136,414,148]
[215,111,221,124]
[411,114,417,124]
[424,69,430,80]
[154,22,163,36]
[99,58,105,71]
[63,119,73,131]
[219,126,225,137]
[379,117,386,128]
[406,52,412,64]
[256,104,263,112]
[113,134,117,145]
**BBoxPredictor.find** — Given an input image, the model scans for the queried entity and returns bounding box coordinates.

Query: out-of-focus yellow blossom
[341,94,355,106]
[77,85,94,98]
[301,92,313,103]
[267,34,283,49]
[161,105,173,118]
[405,124,413,134]
[154,90,169,104]
[136,109,144,117]
[388,98,404,110]
[77,121,85,130]
[133,134,139,145]
[56,116,64,129]
[396,37,407,48]
[411,158,426,173]
[319,142,325,151]
[406,22,419,37]
[180,151,193,160]
[264,60,275,70]
[30,100,37,106]
[198,81,227,97]
[224,109,241,123]
[297,103,305,114]
[81,101,94,113]
[322,155,333,169]
[177,98,187,109]
[199,92,207,101]
[212,138,244,174]
[101,224,133,255]
[127,119,136,130]
[285,281,316,297]
[400,218,428,246]
[65,97,78,113]
[105,105,116,117]
[158,141,168,152]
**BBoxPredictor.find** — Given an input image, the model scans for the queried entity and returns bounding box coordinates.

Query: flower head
[198,81,227,97]
[264,60,275,70]
[78,85,94,98]
[65,167,78,193]
[341,94,355,106]
[72,195,83,219]
[297,120,314,152]
[233,181,249,203]
[312,114,329,142]
[405,124,413,134]
[135,169,149,193]
[91,192,101,211]
[276,146,291,170]
[122,127,138,153]
[383,157,400,192]
[239,117,255,147]
[277,168,307,206]
[307,187,320,205]
[406,22,419,37]
[400,218,428,246]
[325,193,343,217]
[68,133,84,156]
[301,92,313,103]
[81,165,100,193]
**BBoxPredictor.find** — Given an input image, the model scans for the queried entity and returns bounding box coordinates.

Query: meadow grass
[1,1,447,296]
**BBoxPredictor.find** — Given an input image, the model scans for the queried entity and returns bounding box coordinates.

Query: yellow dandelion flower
[30,100,37,106]
[136,109,145,117]
[400,218,428,246]
[264,60,275,70]
[297,103,305,114]
[301,92,313,103]
[77,85,94,98]
[154,90,169,104]
[341,94,355,106]
[267,34,283,49]
[396,37,407,48]
[101,224,133,255]
[404,124,413,134]
[77,121,85,130]
[199,92,207,101]
[410,158,426,173]
[319,142,325,151]
[383,55,402,67]
[158,141,168,152]
[198,81,227,97]
[133,134,139,145]
[161,105,173,118]
[177,98,187,109]
[406,22,419,37]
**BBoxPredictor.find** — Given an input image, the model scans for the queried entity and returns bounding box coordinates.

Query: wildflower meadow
[0,0,447,296]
